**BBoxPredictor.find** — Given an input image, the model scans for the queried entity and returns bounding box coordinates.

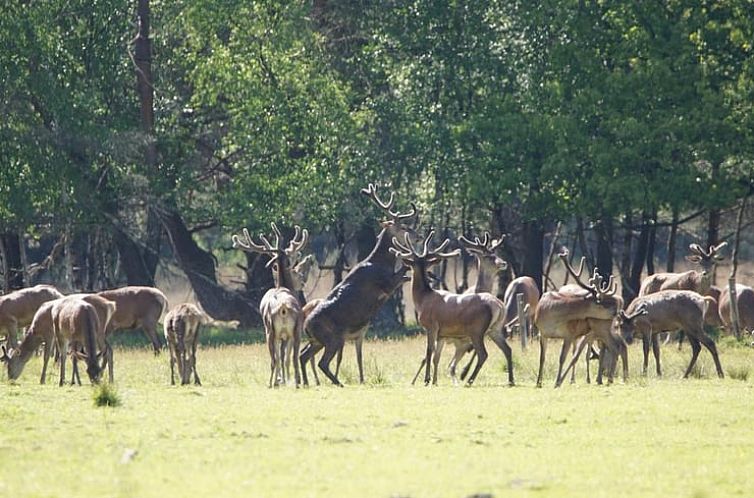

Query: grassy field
[1,333,753,498]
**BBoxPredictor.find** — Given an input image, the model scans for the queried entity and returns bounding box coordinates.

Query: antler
[559,249,617,301]
[232,228,275,254]
[285,225,309,255]
[390,230,461,262]
[619,303,648,322]
[688,241,728,261]
[459,231,506,253]
[361,183,417,221]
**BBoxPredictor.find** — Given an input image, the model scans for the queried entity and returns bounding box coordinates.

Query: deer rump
[260,288,302,340]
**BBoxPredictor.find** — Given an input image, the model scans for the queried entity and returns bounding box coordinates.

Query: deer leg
[279,339,287,386]
[697,333,724,378]
[459,347,476,381]
[292,330,301,388]
[651,333,662,377]
[683,335,703,379]
[557,337,589,387]
[490,332,515,386]
[299,341,321,387]
[40,340,53,385]
[317,336,345,387]
[677,331,685,351]
[569,340,580,384]
[554,338,573,388]
[536,335,548,388]
[145,323,162,355]
[423,327,438,386]
[465,335,488,386]
[168,343,177,385]
[355,335,365,384]
[641,333,650,376]
[192,335,201,386]
[449,342,469,383]
[267,333,277,388]
[432,338,445,386]
[334,343,344,378]
[411,358,427,385]
[57,339,68,387]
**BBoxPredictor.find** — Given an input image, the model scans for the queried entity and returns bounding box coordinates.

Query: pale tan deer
[534,250,624,387]
[392,230,514,386]
[718,283,754,335]
[97,286,168,353]
[618,290,724,378]
[50,297,110,386]
[233,223,308,387]
[164,303,207,385]
[639,242,727,296]
[0,284,63,348]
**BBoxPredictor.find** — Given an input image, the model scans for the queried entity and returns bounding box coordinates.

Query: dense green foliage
[1,0,753,304]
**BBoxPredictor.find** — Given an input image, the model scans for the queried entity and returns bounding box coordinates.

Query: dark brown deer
[393,230,514,386]
[299,184,414,386]
[233,223,308,387]
[534,250,624,387]
[618,290,724,379]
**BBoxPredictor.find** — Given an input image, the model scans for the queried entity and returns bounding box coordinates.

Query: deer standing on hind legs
[233,223,309,388]
[299,184,414,386]
[393,230,514,386]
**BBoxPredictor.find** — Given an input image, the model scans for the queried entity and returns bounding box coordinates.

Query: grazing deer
[299,184,414,386]
[534,250,624,388]
[50,297,109,386]
[164,303,207,386]
[618,290,724,378]
[233,223,309,387]
[0,284,63,348]
[97,286,168,353]
[393,231,514,386]
[718,283,754,334]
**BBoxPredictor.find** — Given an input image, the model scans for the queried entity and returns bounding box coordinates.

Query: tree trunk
[522,219,544,292]
[666,207,679,272]
[575,217,592,271]
[645,210,657,276]
[157,207,260,327]
[133,0,162,283]
[595,217,613,276]
[0,232,24,291]
[492,204,515,294]
[626,212,651,302]
[620,211,633,292]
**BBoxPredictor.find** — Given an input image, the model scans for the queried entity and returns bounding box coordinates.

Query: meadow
[1,333,753,498]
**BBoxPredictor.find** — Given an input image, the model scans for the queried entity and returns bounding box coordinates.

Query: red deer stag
[233,223,308,387]
[97,286,168,353]
[393,230,514,386]
[535,250,624,387]
[0,284,63,348]
[164,303,207,386]
[300,184,415,386]
[639,242,727,297]
[619,290,724,378]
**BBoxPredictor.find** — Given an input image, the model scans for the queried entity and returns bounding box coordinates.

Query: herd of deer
[0,184,748,389]
[0,284,206,386]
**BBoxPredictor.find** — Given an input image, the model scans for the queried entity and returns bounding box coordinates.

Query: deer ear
[685,255,702,263]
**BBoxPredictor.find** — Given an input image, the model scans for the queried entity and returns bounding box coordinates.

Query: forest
[2,0,753,330]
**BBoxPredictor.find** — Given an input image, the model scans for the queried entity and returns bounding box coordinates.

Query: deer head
[558,248,618,303]
[458,231,508,272]
[361,183,418,237]
[617,303,649,344]
[686,241,727,275]
[390,230,461,272]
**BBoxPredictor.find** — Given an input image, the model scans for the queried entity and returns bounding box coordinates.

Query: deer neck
[697,271,712,294]
[368,227,399,267]
[274,258,297,292]
[15,332,43,365]
[474,258,495,294]
[410,263,434,307]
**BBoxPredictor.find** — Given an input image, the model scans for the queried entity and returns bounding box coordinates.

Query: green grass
[1,335,753,497]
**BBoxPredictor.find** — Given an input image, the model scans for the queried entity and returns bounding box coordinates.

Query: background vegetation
[2,1,754,329]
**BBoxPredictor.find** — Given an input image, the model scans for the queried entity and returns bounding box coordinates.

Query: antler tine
[287,226,309,254]
[481,231,490,248]
[232,228,271,253]
[429,238,460,259]
[258,234,276,252]
[459,234,484,252]
[393,201,417,221]
[361,183,395,212]
[689,243,705,256]
[488,233,506,251]
[559,249,592,294]
[390,233,415,258]
[421,230,435,257]
[710,241,728,255]
[270,222,282,250]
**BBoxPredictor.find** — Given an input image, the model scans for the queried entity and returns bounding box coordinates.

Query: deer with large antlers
[411,231,513,384]
[639,242,727,296]
[618,290,724,379]
[233,222,309,387]
[299,184,414,386]
[394,231,514,386]
[534,250,625,387]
